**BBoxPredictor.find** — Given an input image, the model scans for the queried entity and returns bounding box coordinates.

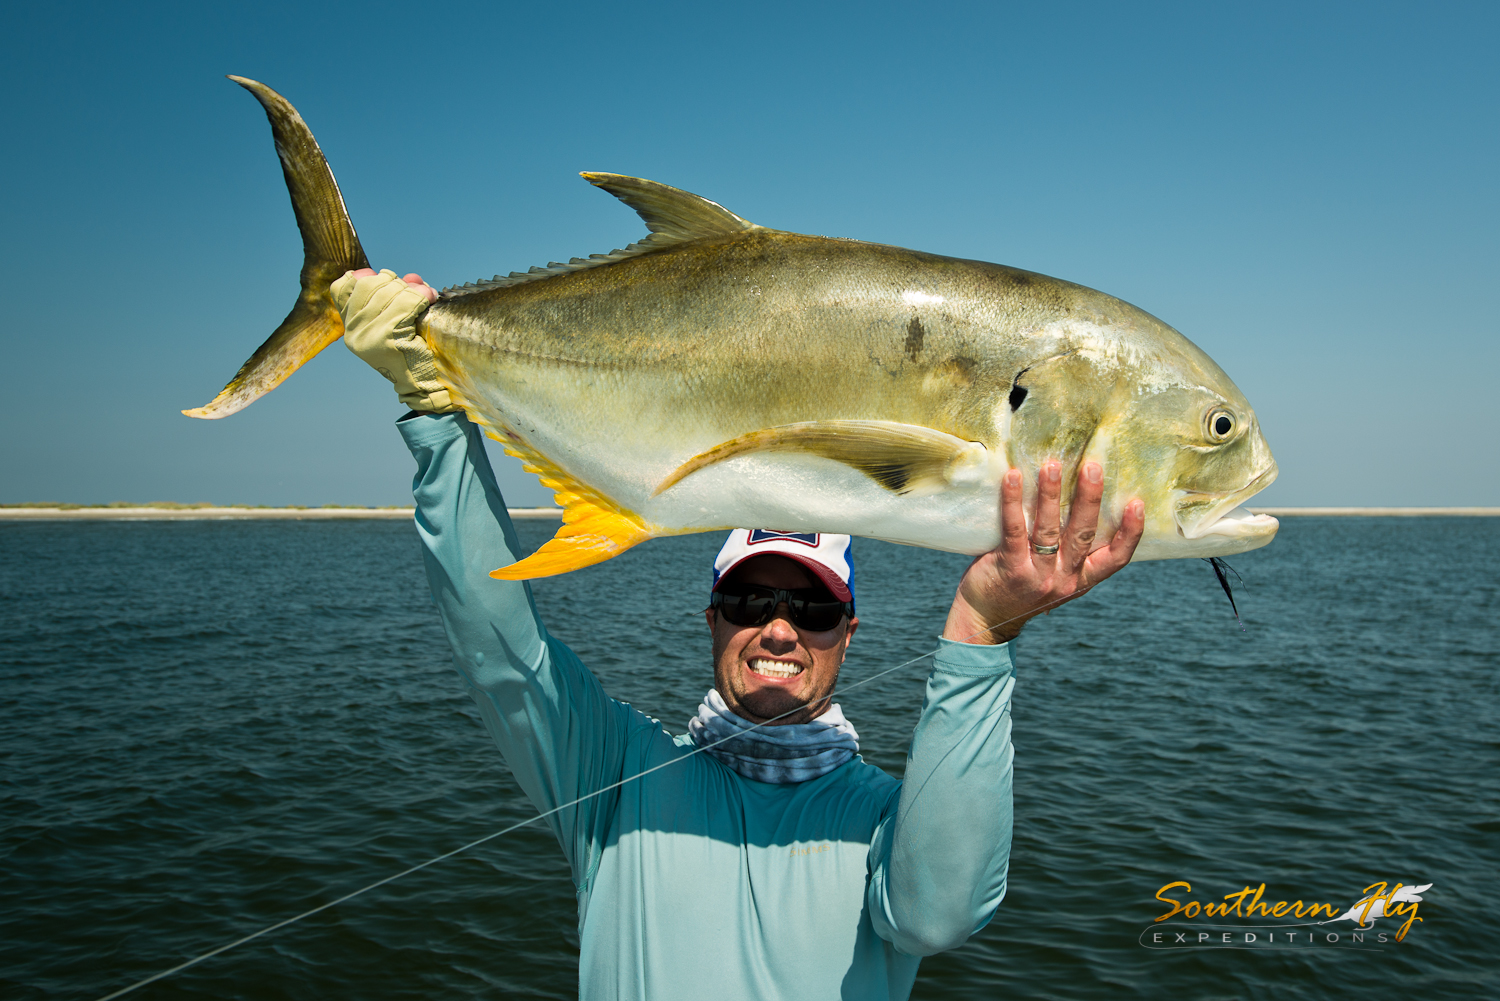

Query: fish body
[188,78,1279,579]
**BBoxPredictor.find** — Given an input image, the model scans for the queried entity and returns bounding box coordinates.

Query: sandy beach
[0,506,564,520]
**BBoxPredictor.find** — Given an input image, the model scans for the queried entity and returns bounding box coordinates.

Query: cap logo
[746,530,820,547]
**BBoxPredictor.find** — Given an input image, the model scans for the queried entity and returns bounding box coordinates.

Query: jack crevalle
[187,77,1279,579]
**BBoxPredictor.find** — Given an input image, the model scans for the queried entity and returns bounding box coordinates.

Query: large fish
[187,77,1279,579]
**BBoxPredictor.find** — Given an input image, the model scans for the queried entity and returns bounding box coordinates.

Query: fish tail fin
[486,435,658,580]
[183,76,369,419]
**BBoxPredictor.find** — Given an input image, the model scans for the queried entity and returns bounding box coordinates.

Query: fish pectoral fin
[581,173,760,244]
[491,498,654,581]
[653,421,990,497]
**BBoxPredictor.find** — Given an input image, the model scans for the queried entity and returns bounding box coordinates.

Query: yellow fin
[488,436,656,581]
[653,420,987,497]
[491,499,654,580]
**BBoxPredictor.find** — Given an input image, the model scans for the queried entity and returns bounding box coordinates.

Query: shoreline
[1249,507,1500,517]
[1,505,1496,521]
[0,506,563,521]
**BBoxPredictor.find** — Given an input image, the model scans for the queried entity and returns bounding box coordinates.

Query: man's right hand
[942,461,1144,644]
[332,268,457,413]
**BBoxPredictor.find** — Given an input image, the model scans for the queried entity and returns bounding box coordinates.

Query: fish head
[1113,378,1279,559]
[1000,314,1278,561]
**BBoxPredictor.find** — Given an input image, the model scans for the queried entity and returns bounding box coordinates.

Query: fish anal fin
[491,499,653,580]
[489,436,657,581]
[654,421,990,497]
[581,173,759,245]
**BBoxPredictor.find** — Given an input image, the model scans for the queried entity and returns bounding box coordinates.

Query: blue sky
[2,1,1494,507]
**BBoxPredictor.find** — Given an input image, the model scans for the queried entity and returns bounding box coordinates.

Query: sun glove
[332,269,457,413]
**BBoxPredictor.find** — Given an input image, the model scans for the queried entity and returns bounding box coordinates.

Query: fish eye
[1207,408,1236,441]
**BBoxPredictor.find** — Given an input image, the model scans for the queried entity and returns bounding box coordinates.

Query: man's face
[706,555,858,725]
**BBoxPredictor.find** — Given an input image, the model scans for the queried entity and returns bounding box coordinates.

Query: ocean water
[1,516,1495,1000]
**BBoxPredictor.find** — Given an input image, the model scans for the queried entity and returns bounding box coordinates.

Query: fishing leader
[334,268,1145,1000]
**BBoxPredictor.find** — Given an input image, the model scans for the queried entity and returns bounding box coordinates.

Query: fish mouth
[1173,463,1280,540]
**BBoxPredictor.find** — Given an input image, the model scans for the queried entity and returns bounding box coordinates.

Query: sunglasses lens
[715,587,846,631]
[716,589,777,627]
[790,598,847,631]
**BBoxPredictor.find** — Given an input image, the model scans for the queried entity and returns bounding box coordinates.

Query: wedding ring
[1030,541,1060,555]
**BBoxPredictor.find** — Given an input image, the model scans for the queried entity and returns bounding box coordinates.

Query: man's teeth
[750,659,804,679]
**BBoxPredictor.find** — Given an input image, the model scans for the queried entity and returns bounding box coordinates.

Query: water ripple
[1,517,1495,999]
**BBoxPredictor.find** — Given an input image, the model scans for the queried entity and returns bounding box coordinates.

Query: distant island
[0,503,563,519]
[1,504,1495,520]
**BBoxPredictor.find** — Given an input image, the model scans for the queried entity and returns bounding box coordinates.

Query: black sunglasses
[710,585,852,632]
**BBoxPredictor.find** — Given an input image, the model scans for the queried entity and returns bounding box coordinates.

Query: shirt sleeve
[398,411,637,887]
[865,637,1015,956]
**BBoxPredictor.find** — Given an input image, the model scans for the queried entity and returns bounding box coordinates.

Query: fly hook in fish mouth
[1204,556,1246,631]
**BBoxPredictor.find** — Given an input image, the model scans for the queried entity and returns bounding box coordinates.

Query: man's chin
[734,684,830,726]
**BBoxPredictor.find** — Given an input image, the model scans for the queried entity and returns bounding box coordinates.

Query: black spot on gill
[1008,385,1028,411]
[904,317,926,361]
[1204,557,1246,631]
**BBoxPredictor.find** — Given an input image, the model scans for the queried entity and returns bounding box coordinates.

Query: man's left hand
[943,461,1144,644]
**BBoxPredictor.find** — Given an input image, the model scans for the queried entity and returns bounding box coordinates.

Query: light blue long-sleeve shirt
[400,412,1015,1000]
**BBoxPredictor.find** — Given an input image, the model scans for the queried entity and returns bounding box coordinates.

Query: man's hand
[336,267,439,305]
[943,461,1145,644]
[332,268,456,413]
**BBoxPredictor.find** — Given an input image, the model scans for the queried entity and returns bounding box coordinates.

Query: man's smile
[709,552,857,724]
[747,658,805,680]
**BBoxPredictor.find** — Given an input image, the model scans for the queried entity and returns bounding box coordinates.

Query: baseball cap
[712,530,855,610]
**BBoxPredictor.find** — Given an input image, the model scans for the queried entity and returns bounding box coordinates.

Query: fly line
[91,587,1096,1001]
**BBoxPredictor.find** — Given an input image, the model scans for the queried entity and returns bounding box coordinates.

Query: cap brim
[714,553,853,604]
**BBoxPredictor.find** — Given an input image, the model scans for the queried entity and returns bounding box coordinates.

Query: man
[334,268,1145,1000]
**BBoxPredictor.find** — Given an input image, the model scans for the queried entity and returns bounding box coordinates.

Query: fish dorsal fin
[439,174,759,301]
[581,172,758,243]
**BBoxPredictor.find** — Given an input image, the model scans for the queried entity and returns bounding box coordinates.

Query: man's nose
[760,604,800,647]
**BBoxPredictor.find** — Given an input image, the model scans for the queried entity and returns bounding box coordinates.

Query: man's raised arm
[336,269,635,885]
[868,461,1144,955]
